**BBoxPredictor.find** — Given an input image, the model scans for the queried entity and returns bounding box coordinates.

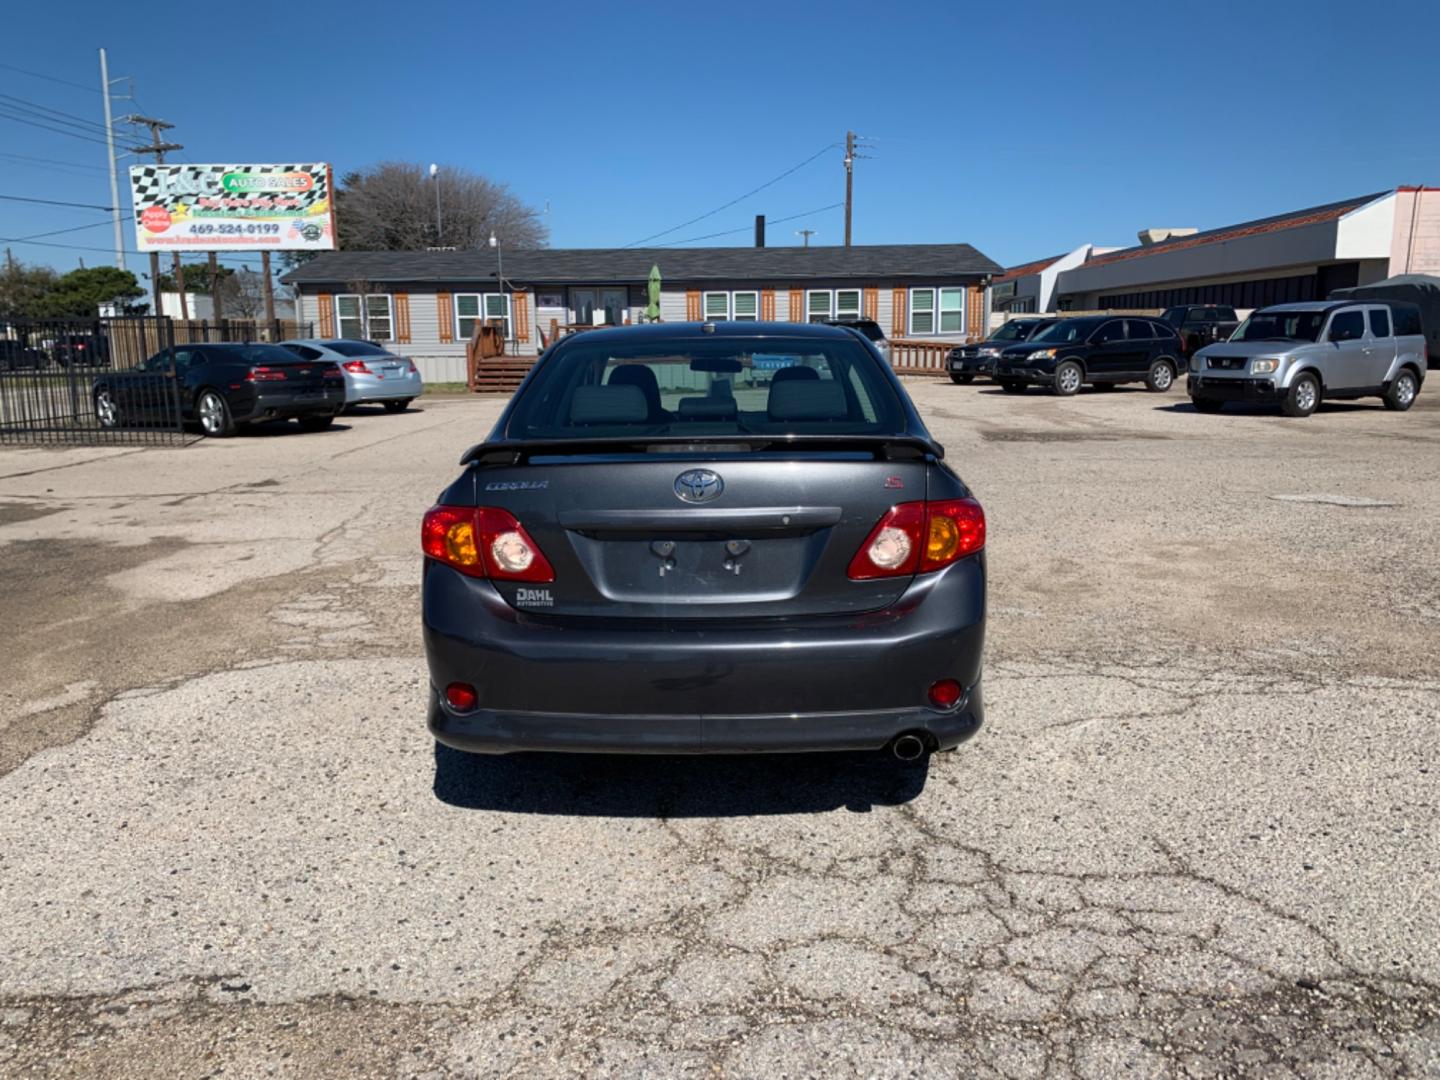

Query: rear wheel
[1282,374,1320,418]
[999,380,1028,394]
[1145,359,1177,392]
[298,414,336,432]
[94,388,121,429]
[949,373,974,385]
[1053,361,1083,396]
[1383,369,1419,412]
[1191,397,1225,414]
[196,389,235,438]
[383,398,413,412]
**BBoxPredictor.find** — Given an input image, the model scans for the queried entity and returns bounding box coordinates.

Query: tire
[949,373,974,386]
[1191,397,1225,414]
[999,380,1028,394]
[298,414,336,432]
[1145,359,1177,393]
[196,389,235,438]
[1281,373,1320,418]
[1053,360,1083,396]
[1382,369,1419,412]
[94,387,121,429]
[382,398,413,412]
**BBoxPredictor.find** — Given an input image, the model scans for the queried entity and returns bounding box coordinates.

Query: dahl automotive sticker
[514,588,554,607]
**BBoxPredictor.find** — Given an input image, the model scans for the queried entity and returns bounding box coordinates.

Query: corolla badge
[674,468,724,504]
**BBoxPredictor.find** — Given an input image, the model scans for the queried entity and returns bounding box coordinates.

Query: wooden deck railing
[888,336,978,375]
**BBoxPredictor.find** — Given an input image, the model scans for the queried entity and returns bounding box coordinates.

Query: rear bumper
[233,387,346,421]
[1188,375,1281,401]
[347,373,423,403]
[422,559,986,754]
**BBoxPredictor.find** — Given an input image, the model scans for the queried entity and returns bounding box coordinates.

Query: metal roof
[279,244,1001,286]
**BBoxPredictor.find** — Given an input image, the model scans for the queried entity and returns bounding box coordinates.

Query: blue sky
[3,0,1437,280]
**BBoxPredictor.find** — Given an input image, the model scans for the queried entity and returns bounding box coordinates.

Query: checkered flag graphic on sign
[129,164,329,212]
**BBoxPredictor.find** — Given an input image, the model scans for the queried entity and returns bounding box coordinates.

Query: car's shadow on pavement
[233,420,355,437]
[432,743,931,816]
[1153,401,1378,416]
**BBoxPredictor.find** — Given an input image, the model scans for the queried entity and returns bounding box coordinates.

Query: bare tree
[221,270,268,319]
[335,162,548,252]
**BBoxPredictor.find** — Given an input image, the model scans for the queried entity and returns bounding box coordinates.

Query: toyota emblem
[674,469,724,504]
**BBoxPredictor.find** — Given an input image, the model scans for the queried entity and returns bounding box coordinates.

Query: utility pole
[126,115,184,319]
[844,130,854,247]
[261,250,276,330]
[795,229,816,248]
[98,49,126,272]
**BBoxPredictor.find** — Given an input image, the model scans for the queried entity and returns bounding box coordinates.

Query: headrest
[771,365,820,383]
[768,379,848,422]
[569,384,647,424]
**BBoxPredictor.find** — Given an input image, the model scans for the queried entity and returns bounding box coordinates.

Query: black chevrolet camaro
[93,342,347,437]
[422,321,987,762]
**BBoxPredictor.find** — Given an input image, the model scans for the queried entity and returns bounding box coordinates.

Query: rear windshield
[991,320,1041,341]
[505,337,906,439]
[1031,318,1103,343]
[1231,310,1327,343]
[213,344,310,365]
[326,341,391,357]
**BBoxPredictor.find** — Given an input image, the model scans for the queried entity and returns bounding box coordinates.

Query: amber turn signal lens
[926,514,960,565]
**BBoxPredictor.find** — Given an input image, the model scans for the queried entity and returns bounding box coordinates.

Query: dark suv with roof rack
[948,317,1056,383]
[992,315,1183,395]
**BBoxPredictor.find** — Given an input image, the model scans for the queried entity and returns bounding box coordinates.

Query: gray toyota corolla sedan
[422,321,986,762]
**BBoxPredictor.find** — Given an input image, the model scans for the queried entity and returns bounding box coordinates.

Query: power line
[0,61,99,94]
[656,202,844,247]
[0,150,108,173]
[0,93,110,136]
[0,192,115,211]
[7,215,133,242]
[0,105,115,147]
[0,231,268,268]
[622,144,839,248]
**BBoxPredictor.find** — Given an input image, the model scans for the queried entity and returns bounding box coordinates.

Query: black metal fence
[0,316,313,446]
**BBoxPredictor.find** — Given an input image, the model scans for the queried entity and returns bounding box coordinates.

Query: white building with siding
[280,244,1000,383]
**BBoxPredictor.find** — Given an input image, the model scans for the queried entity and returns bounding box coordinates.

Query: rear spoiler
[460,433,943,467]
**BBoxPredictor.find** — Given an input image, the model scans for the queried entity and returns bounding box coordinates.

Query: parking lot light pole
[430,164,442,244]
[489,231,503,345]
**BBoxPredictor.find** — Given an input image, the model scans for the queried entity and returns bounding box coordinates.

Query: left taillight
[322,363,344,381]
[246,366,287,382]
[422,505,555,582]
[847,498,985,580]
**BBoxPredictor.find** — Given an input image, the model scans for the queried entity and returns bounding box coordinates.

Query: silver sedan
[279,339,424,411]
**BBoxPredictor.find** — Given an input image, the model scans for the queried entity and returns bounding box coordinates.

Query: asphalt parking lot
[1,382,1438,1078]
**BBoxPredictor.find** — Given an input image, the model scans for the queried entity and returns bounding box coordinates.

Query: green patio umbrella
[646,264,662,322]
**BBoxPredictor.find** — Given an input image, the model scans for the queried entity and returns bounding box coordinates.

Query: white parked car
[280,339,423,411]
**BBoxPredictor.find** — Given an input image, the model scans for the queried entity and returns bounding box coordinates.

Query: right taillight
[342,360,370,374]
[848,498,985,580]
[422,505,555,582]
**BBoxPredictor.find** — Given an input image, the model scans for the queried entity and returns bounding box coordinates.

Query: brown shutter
[685,290,701,321]
[317,293,335,337]
[761,289,776,321]
[863,287,879,320]
[437,292,454,343]
[788,289,803,322]
[966,286,982,341]
[891,288,907,338]
[512,290,531,343]
[393,292,411,344]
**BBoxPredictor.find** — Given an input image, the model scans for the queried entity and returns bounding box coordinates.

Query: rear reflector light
[445,682,478,711]
[422,505,555,582]
[342,360,371,374]
[848,498,985,579]
[246,366,287,382]
[928,679,963,710]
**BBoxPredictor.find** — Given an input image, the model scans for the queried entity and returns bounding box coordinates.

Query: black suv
[1160,305,1240,358]
[947,318,1055,384]
[993,316,1183,396]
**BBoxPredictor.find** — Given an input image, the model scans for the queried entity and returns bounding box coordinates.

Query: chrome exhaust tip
[891,733,927,762]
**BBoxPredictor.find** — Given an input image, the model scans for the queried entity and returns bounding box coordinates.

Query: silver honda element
[1188,301,1426,417]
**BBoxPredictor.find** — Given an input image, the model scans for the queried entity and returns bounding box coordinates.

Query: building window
[908,287,967,335]
[732,291,759,321]
[336,294,393,341]
[939,288,965,332]
[703,291,730,320]
[807,290,833,323]
[456,293,512,340]
[909,289,934,335]
[835,289,861,319]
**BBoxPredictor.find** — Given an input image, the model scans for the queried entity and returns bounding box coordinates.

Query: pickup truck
[1161,305,1240,358]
